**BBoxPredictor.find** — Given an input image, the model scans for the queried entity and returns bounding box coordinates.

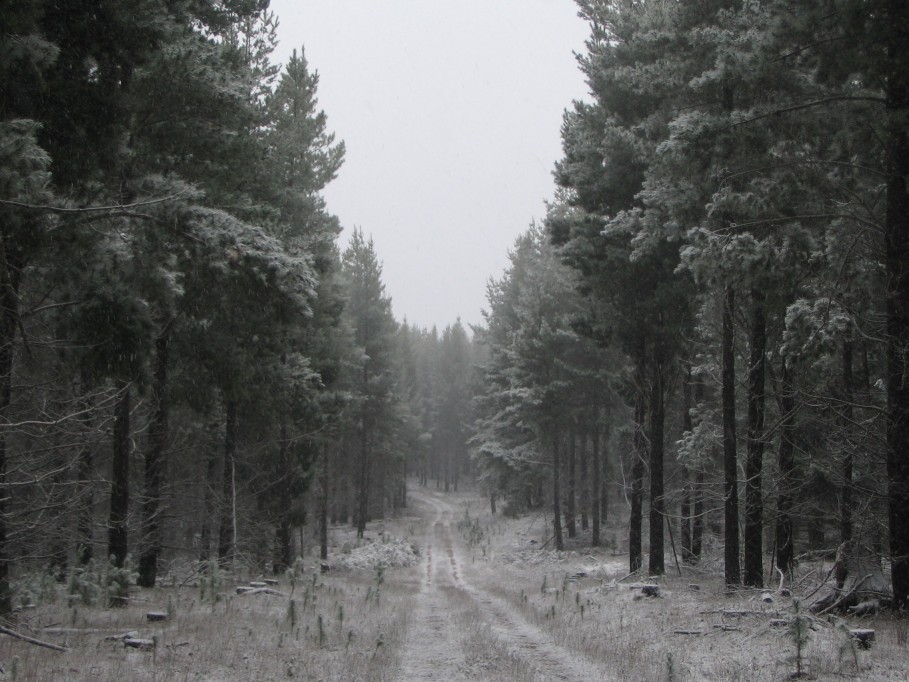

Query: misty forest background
[2,0,909,617]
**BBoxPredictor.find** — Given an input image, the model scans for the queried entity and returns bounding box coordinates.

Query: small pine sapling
[787,599,812,678]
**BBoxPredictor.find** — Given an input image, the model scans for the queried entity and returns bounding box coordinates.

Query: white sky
[269,0,590,330]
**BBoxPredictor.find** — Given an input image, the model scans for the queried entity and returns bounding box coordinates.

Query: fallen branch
[616,572,640,584]
[44,627,120,635]
[802,561,838,602]
[814,574,872,616]
[0,625,68,652]
[236,587,289,598]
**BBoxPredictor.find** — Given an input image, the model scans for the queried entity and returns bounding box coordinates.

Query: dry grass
[4,565,417,681]
[451,491,909,682]
[6,490,909,681]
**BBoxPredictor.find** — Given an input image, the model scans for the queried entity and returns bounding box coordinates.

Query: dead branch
[802,561,838,602]
[0,625,68,652]
[814,574,873,616]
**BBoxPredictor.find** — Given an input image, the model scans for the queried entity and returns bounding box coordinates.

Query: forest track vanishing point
[397,489,615,682]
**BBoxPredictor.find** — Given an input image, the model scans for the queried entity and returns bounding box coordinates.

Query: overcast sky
[269,0,590,331]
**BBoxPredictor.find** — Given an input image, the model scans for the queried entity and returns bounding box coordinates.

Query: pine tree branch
[733,96,885,127]
[0,192,186,213]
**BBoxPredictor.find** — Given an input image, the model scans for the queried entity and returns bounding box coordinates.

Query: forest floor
[5,485,909,680]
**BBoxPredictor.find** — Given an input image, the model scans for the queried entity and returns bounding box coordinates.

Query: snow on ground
[330,535,421,571]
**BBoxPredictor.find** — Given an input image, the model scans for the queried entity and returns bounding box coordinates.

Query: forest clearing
[6,486,908,681]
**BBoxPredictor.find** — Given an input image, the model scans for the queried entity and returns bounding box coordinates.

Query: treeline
[470,0,909,609]
[0,1,476,615]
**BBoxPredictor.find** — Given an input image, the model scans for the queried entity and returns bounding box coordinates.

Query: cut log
[104,631,139,642]
[761,592,775,604]
[640,584,660,597]
[264,578,279,586]
[124,638,155,651]
[236,586,254,594]
[249,581,267,588]
[849,629,875,649]
[146,612,167,622]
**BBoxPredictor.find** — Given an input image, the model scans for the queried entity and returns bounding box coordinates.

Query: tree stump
[849,629,875,649]
[124,638,155,651]
[640,584,660,597]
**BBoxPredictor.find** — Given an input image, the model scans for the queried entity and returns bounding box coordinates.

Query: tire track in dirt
[396,497,470,680]
[398,489,616,682]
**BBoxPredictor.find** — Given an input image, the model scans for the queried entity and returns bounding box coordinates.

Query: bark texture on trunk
[744,290,766,588]
[108,383,131,569]
[776,358,796,574]
[884,11,909,605]
[648,352,665,575]
[138,324,171,587]
[841,340,854,545]
[567,423,577,539]
[630,354,646,573]
[591,425,601,547]
[0,241,22,614]
[681,365,693,562]
[552,428,564,551]
[218,399,237,564]
[722,285,740,586]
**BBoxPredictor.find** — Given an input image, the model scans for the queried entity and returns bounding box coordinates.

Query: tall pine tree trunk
[693,470,704,560]
[0,241,22,614]
[885,19,909,605]
[199,422,219,561]
[76,369,96,567]
[218,399,237,565]
[776,357,796,574]
[681,364,693,562]
[567,422,577,539]
[552,427,564,551]
[648,348,665,575]
[591,424,601,547]
[320,444,330,563]
[108,382,131,569]
[744,290,766,588]
[579,427,589,532]
[273,421,292,574]
[138,323,171,587]
[692,375,705,560]
[722,285,740,586]
[840,340,854,543]
[357,412,369,539]
[630,352,646,573]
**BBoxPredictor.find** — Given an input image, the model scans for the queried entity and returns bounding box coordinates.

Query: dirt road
[397,489,615,682]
